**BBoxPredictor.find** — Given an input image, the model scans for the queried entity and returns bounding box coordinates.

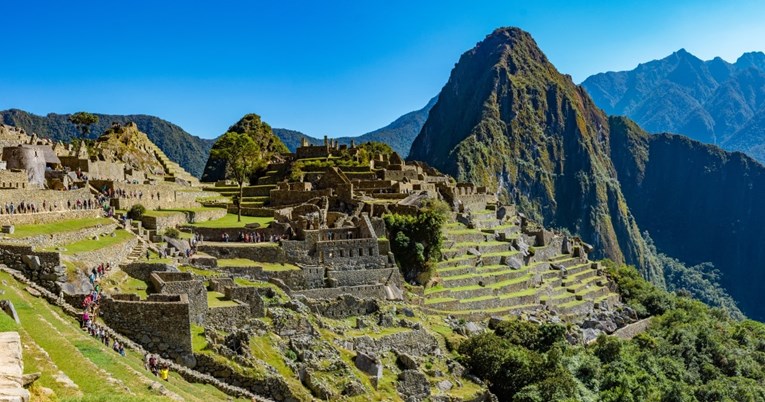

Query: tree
[211,132,263,222]
[68,112,99,139]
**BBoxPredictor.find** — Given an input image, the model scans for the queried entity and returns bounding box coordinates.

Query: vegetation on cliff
[458,262,765,401]
[408,27,661,283]
[384,199,450,284]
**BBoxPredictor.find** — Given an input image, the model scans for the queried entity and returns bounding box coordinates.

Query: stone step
[437,255,477,269]
[440,267,528,288]
[442,231,487,244]
[438,264,508,278]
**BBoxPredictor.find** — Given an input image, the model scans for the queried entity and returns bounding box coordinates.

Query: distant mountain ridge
[274,96,437,156]
[582,49,765,162]
[0,109,214,177]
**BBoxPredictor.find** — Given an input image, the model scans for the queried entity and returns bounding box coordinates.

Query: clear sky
[1,0,763,139]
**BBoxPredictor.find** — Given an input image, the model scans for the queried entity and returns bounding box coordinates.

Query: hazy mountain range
[582,49,765,163]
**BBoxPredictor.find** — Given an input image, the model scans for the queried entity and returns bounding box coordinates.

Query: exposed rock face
[408,27,661,282]
[0,331,30,402]
[609,116,765,320]
[396,369,430,401]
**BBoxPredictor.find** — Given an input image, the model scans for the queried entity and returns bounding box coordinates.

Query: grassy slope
[0,270,244,402]
[7,218,113,239]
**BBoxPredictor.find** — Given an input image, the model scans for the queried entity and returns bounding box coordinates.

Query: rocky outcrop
[0,332,29,402]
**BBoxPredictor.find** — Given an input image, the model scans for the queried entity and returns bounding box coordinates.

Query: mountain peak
[735,51,765,71]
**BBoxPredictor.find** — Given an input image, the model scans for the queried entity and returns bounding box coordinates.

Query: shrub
[164,227,180,239]
[127,204,146,220]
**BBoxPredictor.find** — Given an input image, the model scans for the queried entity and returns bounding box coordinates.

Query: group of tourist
[145,353,171,381]
[103,187,162,201]
[217,231,290,243]
[80,281,126,357]
[88,262,111,285]
[0,196,105,215]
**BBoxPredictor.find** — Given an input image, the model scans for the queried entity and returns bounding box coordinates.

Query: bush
[127,204,146,220]
[164,227,180,239]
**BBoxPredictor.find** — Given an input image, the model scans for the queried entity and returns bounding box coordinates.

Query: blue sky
[1,0,763,139]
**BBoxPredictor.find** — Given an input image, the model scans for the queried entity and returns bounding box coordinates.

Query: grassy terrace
[47,229,135,254]
[218,259,300,271]
[187,213,274,228]
[207,291,238,307]
[0,271,244,401]
[5,217,113,239]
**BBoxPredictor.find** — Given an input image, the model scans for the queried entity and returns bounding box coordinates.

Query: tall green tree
[211,132,263,222]
[68,112,99,139]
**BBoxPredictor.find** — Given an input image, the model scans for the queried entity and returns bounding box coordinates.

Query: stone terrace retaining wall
[0,245,64,293]
[0,188,93,211]
[206,303,252,330]
[295,284,388,300]
[0,220,116,249]
[305,295,380,319]
[327,267,398,288]
[70,233,137,270]
[215,266,308,290]
[224,286,265,317]
[0,208,102,226]
[193,353,294,401]
[101,293,194,365]
[198,243,286,262]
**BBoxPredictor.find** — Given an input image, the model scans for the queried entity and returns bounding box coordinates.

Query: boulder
[397,353,419,370]
[354,352,382,379]
[436,380,453,392]
[505,255,523,270]
[397,370,430,400]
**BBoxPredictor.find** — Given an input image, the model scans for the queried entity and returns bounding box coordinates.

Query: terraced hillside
[424,209,619,321]
[0,270,246,402]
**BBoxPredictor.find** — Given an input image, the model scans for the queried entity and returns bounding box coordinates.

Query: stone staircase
[423,211,620,322]
[149,145,199,186]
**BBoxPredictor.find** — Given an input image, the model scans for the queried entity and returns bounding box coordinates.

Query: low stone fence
[0,220,116,249]
[0,208,102,226]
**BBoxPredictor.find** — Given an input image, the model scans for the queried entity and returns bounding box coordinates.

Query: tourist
[159,363,170,382]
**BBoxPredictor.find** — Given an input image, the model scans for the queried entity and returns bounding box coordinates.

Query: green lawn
[51,229,135,254]
[141,210,184,218]
[207,291,238,307]
[6,217,113,238]
[188,213,274,228]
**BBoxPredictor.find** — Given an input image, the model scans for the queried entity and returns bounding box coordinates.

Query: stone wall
[0,245,64,293]
[316,238,388,270]
[100,294,194,364]
[0,170,29,189]
[150,272,207,325]
[0,188,95,213]
[353,329,440,358]
[141,211,188,231]
[305,295,379,319]
[121,262,177,282]
[193,352,297,401]
[1,220,115,249]
[327,267,398,287]
[269,189,332,207]
[295,284,388,300]
[198,243,286,263]
[215,266,308,290]
[224,286,265,317]
[205,303,252,330]
[70,232,137,270]
[0,208,102,227]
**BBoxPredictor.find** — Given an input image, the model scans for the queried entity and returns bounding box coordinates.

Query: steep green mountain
[0,109,213,177]
[609,116,765,320]
[582,50,765,163]
[408,27,661,283]
[202,113,289,182]
[273,96,437,156]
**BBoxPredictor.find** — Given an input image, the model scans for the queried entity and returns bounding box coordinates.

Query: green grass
[178,265,221,278]
[141,210,184,218]
[207,291,238,307]
[52,229,135,254]
[190,324,208,352]
[0,270,245,401]
[6,217,113,238]
[188,213,274,228]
